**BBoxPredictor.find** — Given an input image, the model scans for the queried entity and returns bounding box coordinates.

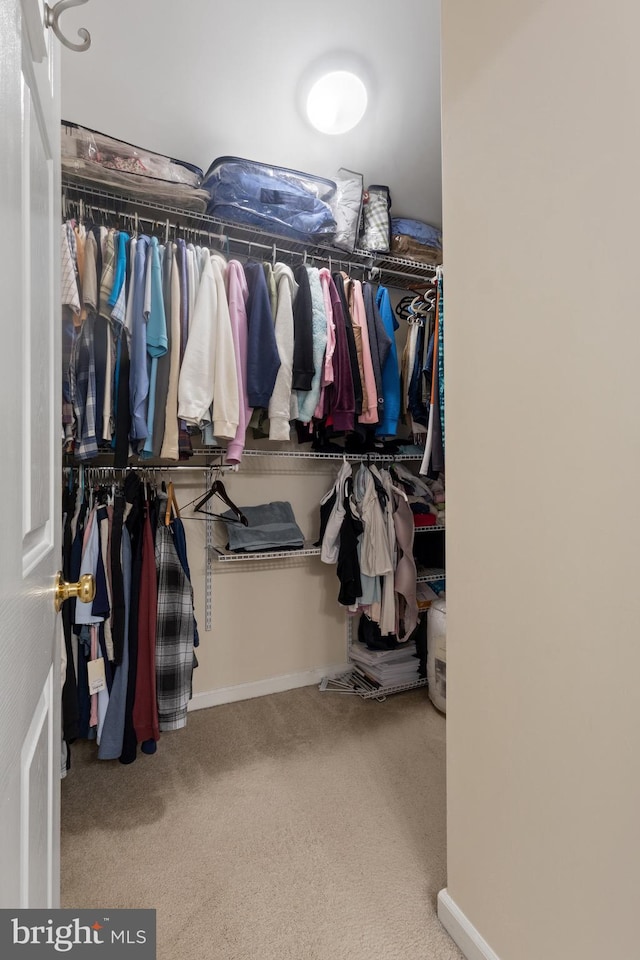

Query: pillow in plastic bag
[332,168,364,252]
[359,185,391,252]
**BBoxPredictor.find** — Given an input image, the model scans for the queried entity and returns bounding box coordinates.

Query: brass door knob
[54,571,96,613]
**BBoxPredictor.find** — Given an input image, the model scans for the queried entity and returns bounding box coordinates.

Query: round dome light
[306,70,368,135]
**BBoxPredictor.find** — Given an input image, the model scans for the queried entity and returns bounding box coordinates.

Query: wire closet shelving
[61,176,438,291]
[62,176,444,695]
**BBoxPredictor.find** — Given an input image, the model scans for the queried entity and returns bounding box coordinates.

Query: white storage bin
[427,599,447,713]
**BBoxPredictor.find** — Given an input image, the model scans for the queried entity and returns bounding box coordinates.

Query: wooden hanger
[164,481,181,526]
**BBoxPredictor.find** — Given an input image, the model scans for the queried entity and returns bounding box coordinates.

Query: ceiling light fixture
[306,70,368,136]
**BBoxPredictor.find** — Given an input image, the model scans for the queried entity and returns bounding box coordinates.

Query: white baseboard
[438,889,501,960]
[188,663,351,711]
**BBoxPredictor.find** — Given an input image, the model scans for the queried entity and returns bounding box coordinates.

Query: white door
[0,0,62,908]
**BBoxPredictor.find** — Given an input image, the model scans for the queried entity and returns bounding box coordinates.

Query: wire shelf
[212,545,321,563]
[61,177,437,289]
[414,524,445,533]
[240,448,423,461]
[319,670,428,700]
[359,676,428,699]
[416,569,446,583]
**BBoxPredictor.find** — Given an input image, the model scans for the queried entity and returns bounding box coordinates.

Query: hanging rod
[62,195,366,273]
[62,201,228,247]
[61,178,437,286]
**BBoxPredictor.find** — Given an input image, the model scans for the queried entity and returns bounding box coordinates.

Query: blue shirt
[143,238,168,455]
[129,236,150,440]
[375,286,401,437]
[244,261,280,407]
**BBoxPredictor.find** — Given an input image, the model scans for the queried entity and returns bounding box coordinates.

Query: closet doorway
[34,1,448,957]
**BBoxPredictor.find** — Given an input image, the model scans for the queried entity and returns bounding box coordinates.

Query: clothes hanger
[180,470,249,526]
[164,480,181,526]
[193,479,248,526]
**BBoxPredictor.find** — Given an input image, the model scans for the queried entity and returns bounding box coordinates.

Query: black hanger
[184,479,249,526]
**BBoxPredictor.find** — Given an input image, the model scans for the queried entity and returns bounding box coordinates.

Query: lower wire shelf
[212,544,321,562]
[319,670,428,701]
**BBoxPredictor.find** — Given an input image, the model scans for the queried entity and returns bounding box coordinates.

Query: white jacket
[178,251,239,439]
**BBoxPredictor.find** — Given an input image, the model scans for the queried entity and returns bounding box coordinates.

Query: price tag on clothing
[87,657,106,694]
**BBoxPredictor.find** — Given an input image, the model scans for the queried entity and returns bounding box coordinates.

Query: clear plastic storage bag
[61,122,209,211]
[202,156,337,242]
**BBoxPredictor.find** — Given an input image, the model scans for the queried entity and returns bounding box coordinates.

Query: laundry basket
[427,599,446,713]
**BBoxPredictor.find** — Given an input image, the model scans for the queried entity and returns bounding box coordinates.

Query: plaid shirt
[71,314,99,460]
[61,222,80,314]
[155,513,195,731]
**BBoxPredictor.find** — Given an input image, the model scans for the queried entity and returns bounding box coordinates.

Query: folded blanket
[391,218,442,248]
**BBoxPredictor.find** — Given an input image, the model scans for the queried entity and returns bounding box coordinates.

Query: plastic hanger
[181,474,249,526]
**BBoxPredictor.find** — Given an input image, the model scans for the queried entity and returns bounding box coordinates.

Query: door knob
[54,571,96,613]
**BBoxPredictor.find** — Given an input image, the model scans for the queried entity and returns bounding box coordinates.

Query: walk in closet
[52,2,451,957]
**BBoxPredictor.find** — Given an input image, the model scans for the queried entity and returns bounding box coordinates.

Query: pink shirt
[315,268,337,419]
[351,280,379,424]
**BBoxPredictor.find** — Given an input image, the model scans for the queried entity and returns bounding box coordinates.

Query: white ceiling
[60,0,442,225]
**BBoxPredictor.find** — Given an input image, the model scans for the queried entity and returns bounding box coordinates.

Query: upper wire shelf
[61,177,437,290]
[62,446,426,467]
[240,448,424,461]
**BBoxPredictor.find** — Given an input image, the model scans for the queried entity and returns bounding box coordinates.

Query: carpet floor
[61,685,463,960]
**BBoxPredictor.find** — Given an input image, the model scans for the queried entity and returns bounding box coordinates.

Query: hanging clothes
[268,263,298,440]
[296,267,327,423]
[314,267,337,420]
[159,245,183,459]
[132,498,159,746]
[225,260,252,462]
[333,272,362,419]
[178,251,239,437]
[318,461,428,646]
[244,260,280,408]
[375,287,401,438]
[62,470,199,766]
[155,497,196,732]
[62,216,437,464]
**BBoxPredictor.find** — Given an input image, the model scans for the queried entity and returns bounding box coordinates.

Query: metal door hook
[45,0,91,53]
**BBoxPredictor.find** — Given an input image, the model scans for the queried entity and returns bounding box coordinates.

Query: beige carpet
[61,686,463,960]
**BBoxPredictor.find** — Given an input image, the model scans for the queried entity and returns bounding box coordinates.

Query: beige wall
[169,457,349,698]
[442,2,640,958]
